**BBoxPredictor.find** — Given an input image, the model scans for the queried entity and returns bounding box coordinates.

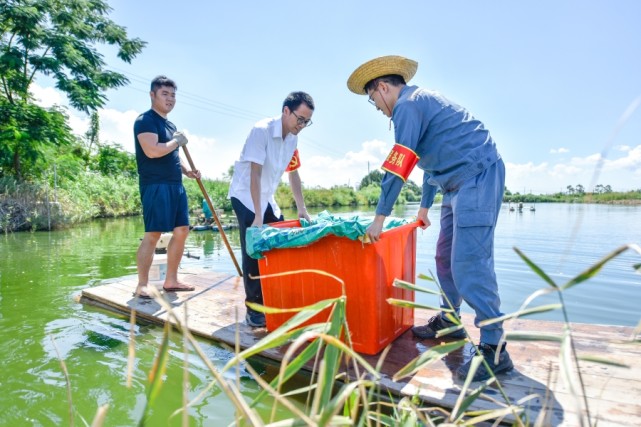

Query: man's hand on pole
[184,169,201,179]
[173,131,188,147]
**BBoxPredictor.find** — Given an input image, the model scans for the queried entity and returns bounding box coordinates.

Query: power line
[112,67,266,121]
[111,67,355,159]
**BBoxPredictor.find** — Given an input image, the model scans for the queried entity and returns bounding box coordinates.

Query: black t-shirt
[133,109,182,185]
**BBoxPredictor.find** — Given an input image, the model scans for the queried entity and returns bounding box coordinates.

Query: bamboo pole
[182,146,242,276]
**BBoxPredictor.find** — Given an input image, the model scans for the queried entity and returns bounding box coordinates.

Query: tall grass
[0,173,140,232]
[53,243,641,426]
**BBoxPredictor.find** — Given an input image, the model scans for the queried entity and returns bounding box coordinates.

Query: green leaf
[417,273,436,282]
[578,354,630,368]
[248,298,351,408]
[319,380,371,425]
[451,381,490,422]
[461,406,525,426]
[505,332,563,342]
[251,338,324,407]
[392,278,440,295]
[514,247,559,289]
[139,321,171,426]
[561,245,630,291]
[387,298,453,313]
[342,388,360,418]
[223,321,329,372]
[393,340,467,380]
[315,299,347,409]
[147,321,171,404]
[478,304,562,326]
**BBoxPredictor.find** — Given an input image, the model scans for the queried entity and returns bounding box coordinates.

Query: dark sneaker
[457,343,514,382]
[245,310,266,328]
[411,314,466,339]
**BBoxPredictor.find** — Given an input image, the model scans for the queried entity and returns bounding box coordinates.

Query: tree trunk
[13,149,21,181]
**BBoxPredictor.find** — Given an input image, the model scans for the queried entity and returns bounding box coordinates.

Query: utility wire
[112,67,355,159]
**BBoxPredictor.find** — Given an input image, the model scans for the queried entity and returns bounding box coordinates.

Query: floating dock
[79,269,641,426]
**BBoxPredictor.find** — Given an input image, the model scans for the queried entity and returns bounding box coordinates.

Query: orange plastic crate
[258,219,418,355]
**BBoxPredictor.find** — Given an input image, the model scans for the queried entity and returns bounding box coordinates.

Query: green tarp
[245,210,411,259]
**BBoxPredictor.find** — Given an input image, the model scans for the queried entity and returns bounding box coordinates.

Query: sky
[31,0,641,194]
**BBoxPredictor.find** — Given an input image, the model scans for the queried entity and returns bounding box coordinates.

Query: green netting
[245,210,411,259]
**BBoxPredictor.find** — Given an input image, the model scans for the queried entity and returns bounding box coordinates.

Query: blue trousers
[436,159,506,345]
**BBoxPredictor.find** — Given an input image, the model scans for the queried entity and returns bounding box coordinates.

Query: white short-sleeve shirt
[228,116,298,218]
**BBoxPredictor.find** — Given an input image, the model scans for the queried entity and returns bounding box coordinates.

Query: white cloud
[98,108,141,150]
[23,83,641,194]
[550,147,569,154]
[504,146,641,193]
[30,84,64,107]
[569,153,602,167]
[180,132,233,180]
[302,139,388,188]
[603,145,641,171]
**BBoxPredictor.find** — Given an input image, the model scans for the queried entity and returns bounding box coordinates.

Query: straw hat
[347,55,418,95]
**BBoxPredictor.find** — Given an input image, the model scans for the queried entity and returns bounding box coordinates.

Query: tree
[0,0,145,180]
[575,184,585,195]
[0,97,76,180]
[566,185,575,195]
[358,169,384,189]
[223,165,234,182]
[84,111,100,160]
[400,179,421,202]
[92,142,137,179]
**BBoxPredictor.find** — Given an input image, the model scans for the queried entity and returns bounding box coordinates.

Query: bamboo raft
[79,269,641,426]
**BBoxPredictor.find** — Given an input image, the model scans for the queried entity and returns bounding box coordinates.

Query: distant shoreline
[605,199,641,205]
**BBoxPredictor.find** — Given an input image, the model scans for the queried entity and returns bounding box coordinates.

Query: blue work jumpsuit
[377,85,506,345]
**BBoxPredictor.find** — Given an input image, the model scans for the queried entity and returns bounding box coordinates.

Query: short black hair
[282,91,315,113]
[364,74,406,93]
[150,75,177,93]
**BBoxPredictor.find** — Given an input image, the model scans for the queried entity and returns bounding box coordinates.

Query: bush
[183,179,231,213]
[0,177,56,232]
[356,184,381,206]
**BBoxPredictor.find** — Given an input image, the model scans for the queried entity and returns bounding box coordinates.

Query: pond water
[0,202,639,425]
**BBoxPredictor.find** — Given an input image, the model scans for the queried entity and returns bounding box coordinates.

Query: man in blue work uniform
[347,55,513,382]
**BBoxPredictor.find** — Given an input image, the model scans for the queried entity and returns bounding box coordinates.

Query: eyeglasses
[291,110,313,127]
[368,81,382,107]
[368,91,377,106]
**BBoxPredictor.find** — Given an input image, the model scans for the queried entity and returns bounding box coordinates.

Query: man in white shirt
[228,91,314,327]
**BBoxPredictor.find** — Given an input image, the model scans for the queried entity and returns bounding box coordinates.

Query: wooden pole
[181,146,242,276]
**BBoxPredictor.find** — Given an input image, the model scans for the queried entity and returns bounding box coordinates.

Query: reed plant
[0,176,62,232]
[54,244,640,426]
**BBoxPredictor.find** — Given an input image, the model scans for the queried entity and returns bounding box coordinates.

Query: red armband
[381,144,419,181]
[285,149,301,172]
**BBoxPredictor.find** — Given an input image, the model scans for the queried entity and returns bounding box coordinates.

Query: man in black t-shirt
[133,75,200,298]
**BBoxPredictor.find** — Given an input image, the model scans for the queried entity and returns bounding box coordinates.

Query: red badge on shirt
[381,144,419,181]
[285,149,301,172]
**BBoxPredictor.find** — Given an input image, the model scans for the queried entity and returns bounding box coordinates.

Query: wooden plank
[80,270,641,426]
